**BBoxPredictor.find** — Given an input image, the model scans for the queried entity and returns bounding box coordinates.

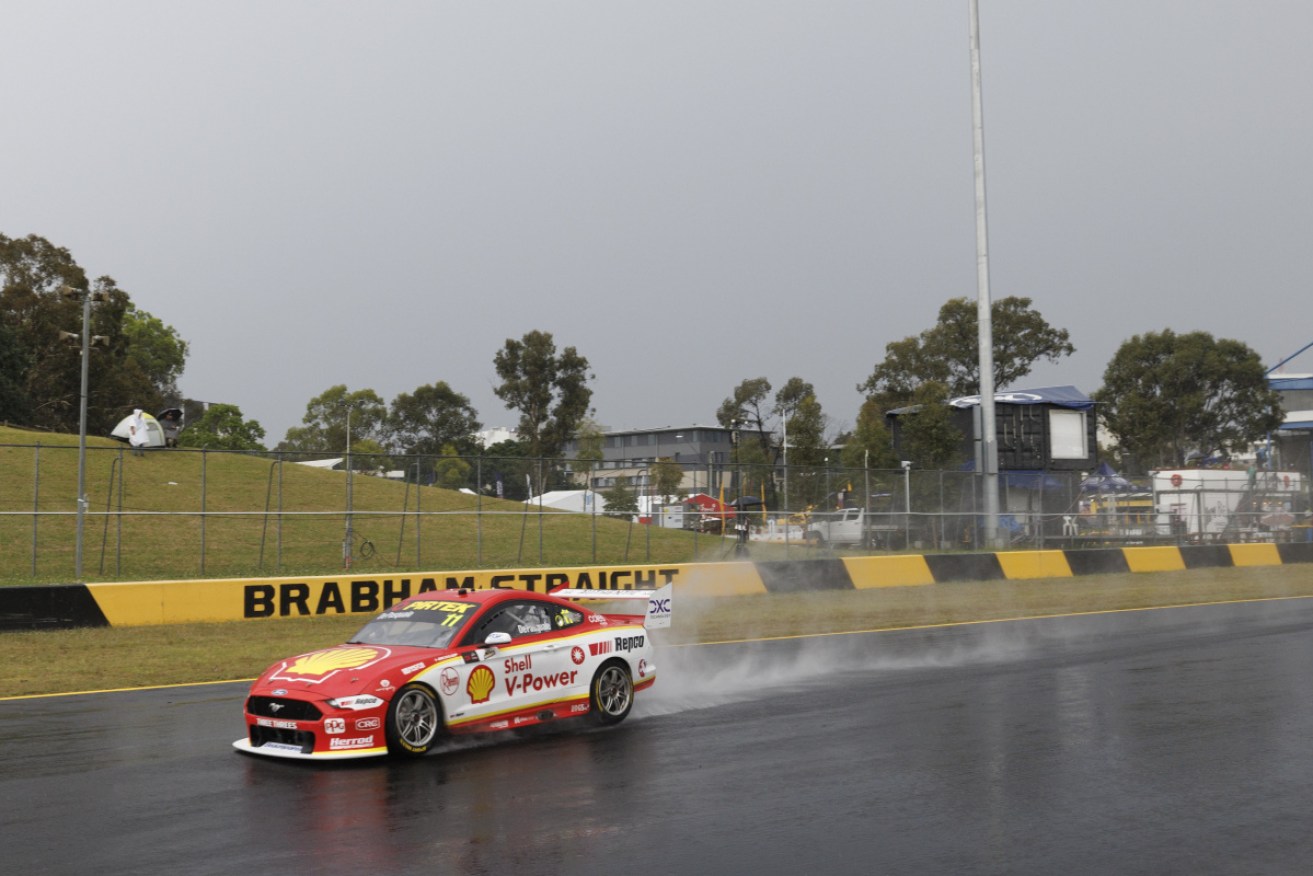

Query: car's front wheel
[386,684,442,756]
[589,661,634,725]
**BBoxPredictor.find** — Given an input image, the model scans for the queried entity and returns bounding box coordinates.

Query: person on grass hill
[128,408,149,457]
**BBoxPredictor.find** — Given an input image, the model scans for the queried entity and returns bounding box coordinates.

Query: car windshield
[348,599,478,649]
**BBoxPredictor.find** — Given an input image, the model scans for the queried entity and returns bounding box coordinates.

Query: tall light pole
[59,285,108,581]
[969,0,1001,547]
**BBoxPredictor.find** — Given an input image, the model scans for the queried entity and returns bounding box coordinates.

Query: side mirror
[484,631,512,648]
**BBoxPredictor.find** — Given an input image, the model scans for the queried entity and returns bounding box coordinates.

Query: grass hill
[0,425,755,585]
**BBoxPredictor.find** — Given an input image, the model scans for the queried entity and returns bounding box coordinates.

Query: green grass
[3,564,1310,698]
[0,425,776,584]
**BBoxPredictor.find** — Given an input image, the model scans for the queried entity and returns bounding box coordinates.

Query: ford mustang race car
[233,584,669,760]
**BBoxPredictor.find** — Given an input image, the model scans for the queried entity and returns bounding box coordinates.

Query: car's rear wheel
[589,661,633,725]
[386,684,442,756]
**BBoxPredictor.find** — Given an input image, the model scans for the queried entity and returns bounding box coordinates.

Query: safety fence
[2,441,1308,584]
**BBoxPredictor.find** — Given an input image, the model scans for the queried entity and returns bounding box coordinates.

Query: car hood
[253,643,449,698]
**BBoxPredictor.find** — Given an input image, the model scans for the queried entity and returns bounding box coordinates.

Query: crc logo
[324,718,346,735]
[355,717,381,731]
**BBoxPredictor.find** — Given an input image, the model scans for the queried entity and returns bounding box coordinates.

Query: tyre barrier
[4,542,1312,631]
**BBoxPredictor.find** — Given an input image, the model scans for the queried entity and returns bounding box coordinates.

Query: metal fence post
[31,444,40,576]
[476,455,483,566]
[416,459,422,569]
[200,449,207,576]
[277,457,283,571]
[115,447,124,576]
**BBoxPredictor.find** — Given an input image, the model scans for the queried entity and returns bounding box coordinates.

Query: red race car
[233,584,670,761]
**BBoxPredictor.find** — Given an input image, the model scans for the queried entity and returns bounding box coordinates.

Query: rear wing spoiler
[551,584,672,629]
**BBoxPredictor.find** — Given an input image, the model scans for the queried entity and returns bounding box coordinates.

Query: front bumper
[232,737,388,760]
[235,693,390,760]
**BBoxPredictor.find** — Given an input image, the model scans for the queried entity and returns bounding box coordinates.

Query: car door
[455,600,586,727]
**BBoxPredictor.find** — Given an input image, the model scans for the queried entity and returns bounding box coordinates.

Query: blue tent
[1080,461,1133,493]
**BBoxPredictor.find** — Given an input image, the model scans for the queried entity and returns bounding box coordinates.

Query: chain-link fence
[3,441,1308,584]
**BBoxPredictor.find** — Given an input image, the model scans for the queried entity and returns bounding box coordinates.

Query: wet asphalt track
[4,599,1313,875]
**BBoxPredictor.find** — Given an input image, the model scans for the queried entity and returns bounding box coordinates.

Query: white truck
[751,507,900,548]
[803,506,908,548]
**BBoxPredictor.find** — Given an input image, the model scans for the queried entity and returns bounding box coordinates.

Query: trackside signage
[83,564,700,626]
[242,567,680,619]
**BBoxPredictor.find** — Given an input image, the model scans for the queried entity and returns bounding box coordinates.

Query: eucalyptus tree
[386,381,481,457]
[277,385,387,465]
[0,233,190,434]
[1096,330,1282,471]
[860,296,1074,406]
[176,403,266,451]
[493,330,593,492]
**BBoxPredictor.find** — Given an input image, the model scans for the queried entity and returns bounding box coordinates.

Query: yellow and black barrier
[3,541,1312,630]
[0,562,763,630]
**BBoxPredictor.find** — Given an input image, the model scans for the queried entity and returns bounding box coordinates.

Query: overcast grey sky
[4,2,1311,445]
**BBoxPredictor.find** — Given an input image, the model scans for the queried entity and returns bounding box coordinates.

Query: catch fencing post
[200,449,207,576]
[31,444,40,576]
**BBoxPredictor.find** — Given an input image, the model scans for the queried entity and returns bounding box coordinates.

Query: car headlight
[326,694,385,711]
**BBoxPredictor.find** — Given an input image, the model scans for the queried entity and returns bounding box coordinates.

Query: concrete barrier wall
[4,542,1312,630]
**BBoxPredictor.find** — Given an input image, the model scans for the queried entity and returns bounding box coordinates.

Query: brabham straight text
[243,569,682,618]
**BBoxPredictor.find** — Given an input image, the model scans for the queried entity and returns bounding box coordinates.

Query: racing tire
[386,684,443,756]
[589,660,634,726]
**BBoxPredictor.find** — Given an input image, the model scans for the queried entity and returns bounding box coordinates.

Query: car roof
[406,587,553,607]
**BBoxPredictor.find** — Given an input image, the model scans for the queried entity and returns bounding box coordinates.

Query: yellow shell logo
[272,646,390,684]
[287,647,381,676]
[467,665,495,704]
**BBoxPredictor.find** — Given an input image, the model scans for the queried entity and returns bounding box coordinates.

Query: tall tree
[386,381,481,457]
[860,296,1074,405]
[733,435,774,502]
[277,385,387,462]
[892,382,968,548]
[651,457,685,505]
[493,330,593,475]
[601,476,638,519]
[121,305,189,400]
[0,320,30,423]
[717,376,771,431]
[177,403,266,451]
[895,382,965,471]
[773,377,815,417]
[840,397,899,471]
[717,376,774,454]
[783,393,829,508]
[571,417,606,491]
[432,443,473,489]
[483,437,531,500]
[1095,330,1283,471]
[0,234,190,434]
